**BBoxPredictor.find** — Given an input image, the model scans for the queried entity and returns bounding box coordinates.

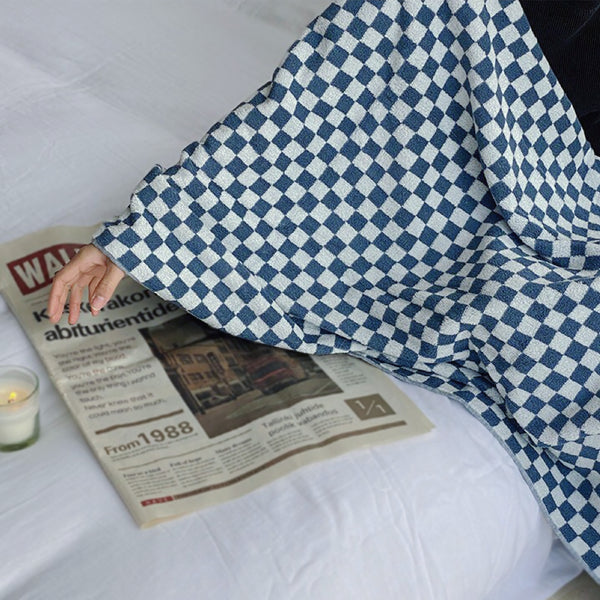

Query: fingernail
[91,295,106,310]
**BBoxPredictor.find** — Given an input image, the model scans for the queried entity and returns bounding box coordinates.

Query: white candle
[0,366,40,451]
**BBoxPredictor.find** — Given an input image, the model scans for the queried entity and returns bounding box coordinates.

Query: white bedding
[0,1,583,598]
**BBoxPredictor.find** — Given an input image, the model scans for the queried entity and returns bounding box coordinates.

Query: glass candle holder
[0,366,40,451]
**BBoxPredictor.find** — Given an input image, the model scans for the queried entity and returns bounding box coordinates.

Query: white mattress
[0,1,583,598]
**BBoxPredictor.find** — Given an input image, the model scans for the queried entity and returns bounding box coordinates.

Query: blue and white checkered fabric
[93,0,600,580]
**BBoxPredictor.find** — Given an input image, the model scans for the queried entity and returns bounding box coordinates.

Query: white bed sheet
[0,0,583,598]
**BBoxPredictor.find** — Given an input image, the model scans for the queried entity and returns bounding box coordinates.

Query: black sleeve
[521,1,600,155]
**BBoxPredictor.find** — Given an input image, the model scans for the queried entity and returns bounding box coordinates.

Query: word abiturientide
[0,225,433,526]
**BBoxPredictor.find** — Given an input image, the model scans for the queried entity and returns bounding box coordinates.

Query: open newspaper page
[0,225,433,527]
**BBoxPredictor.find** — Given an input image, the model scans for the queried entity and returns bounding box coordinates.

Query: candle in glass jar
[0,366,40,451]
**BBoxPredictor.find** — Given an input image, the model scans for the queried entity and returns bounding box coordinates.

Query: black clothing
[521,1,600,154]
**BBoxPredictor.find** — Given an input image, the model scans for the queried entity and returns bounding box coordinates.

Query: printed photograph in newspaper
[140,314,342,437]
[0,225,434,527]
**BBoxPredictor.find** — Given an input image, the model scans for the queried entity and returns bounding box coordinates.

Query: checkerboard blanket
[93,0,600,580]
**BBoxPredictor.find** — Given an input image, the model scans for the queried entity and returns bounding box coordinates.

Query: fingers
[48,276,70,324]
[88,276,101,307]
[48,246,93,322]
[89,262,125,316]
[47,245,125,325]
[48,268,79,324]
[67,283,86,325]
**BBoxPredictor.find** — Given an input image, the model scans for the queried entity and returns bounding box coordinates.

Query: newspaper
[0,225,434,527]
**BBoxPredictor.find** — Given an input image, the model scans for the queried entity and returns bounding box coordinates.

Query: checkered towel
[93,0,600,580]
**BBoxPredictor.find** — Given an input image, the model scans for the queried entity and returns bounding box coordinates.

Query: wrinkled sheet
[0,0,582,598]
[93,0,600,581]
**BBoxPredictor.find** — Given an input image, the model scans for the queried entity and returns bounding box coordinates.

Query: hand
[48,244,125,325]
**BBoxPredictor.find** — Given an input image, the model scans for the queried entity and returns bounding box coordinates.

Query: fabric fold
[93,0,600,580]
